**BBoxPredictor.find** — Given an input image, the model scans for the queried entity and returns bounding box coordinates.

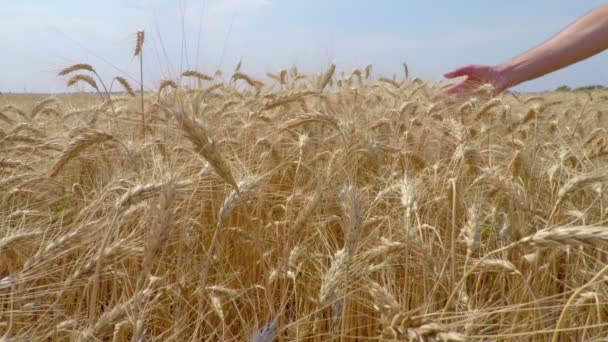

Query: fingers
[445,81,467,96]
[444,65,475,79]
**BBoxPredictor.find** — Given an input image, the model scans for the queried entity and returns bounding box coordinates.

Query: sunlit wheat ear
[112,320,133,342]
[522,95,544,104]
[198,177,260,298]
[462,204,481,256]
[472,258,522,276]
[209,293,225,323]
[517,105,539,126]
[382,314,466,342]
[58,63,95,76]
[2,104,28,121]
[340,185,362,255]
[144,178,176,262]
[115,180,193,211]
[378,77,400,88]
[262,90,318,111]
[113,77,136,97]
[217,177,260,227]
[0,133,43,146]
[166,107,238,190]
[79,276,161,341]
[30,98,57,119]
[399,101,417,116]
[291,181,323,235]
[159,79,178,94]
[557,173,608,205]
[0,231,43,262]
[318,248,348,310]
[66,74,99,91]
[475,168,530,210]
[476,98,501,119]
[399,175,418,221]
[56,240,139,300]
[318,63,336,92]
[279,113,342,135]
[362,238,406,263]
[49,130,114,178]
[0,111,14,125]
[457,100,474,116]
[517,226,608,248]
[23,219,102,270]
[455,144,481,172]
[584,128,606,147]
[368,281,400,321]
[0,158,33,171]
[232,72,264,91]
[181,70,214,82]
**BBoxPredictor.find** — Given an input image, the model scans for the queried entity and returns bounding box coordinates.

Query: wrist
[494,64,516,93]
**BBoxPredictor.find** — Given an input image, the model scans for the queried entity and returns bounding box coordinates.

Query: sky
[2,0,608,93]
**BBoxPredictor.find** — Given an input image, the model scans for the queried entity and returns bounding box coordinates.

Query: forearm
[498,4,608,89]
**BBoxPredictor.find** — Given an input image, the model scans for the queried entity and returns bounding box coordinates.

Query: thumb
[444,65,474,79]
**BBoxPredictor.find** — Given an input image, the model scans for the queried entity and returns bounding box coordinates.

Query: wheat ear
[182,70,214,82]
[66,75,99,91]
[59,63,94,76]
[49,131,114,177]
[167,107,239,190]
[113,77,136,97]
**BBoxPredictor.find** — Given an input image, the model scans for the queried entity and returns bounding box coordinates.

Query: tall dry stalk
[135,30,145,136]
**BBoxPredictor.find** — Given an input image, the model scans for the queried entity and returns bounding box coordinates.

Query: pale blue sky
[2,0,608,93]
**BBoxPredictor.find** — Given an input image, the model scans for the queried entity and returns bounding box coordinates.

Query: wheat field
[1,61,608,341]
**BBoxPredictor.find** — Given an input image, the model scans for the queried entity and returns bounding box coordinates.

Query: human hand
[444,64,509,97]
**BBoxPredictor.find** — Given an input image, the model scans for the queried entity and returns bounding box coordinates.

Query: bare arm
[445,4,608,95]
[500,4,608,88]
